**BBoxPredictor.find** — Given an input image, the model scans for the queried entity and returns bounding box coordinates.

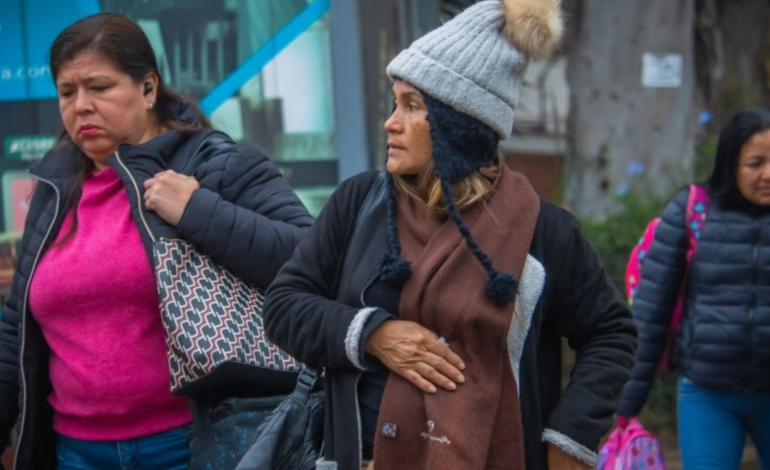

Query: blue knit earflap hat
[379,0,563,306]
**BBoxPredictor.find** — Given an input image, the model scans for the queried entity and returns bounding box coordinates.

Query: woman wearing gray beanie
[264,1,638,469]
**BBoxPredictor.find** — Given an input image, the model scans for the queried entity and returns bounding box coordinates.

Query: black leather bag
[187,396,285,470]
[234,369,324,470]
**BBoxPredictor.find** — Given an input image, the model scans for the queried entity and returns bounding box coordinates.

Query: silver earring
[148,101,155,109]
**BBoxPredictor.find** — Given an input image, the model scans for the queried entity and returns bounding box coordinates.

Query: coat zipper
[114,150,156,242]
[359,275,378,307]
[354,276,378,467]
[16,153,155,466]
[14,176,60,470]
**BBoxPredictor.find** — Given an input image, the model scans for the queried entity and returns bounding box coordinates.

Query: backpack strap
[685,184,710,260]
[168,129,235,176]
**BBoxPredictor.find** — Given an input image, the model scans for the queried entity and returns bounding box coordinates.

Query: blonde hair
[392,160,501,218]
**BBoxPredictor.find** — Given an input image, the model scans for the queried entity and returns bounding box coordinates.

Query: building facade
[0,0,566,242]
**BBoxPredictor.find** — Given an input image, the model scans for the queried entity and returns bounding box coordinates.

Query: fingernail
[428,386,437,393]
[447,382,457,391]
[459,362,466,370]
[456,374,465,384]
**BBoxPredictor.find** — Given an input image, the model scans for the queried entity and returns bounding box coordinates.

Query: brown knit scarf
[373,167,540,469]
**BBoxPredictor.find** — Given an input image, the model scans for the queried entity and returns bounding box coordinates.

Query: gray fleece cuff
[344,308,379,370]
[315,459,338,470]
[542,429,598,467]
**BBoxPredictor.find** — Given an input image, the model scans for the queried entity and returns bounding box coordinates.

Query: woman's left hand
[143,170,200,226]
[547,444,591,470]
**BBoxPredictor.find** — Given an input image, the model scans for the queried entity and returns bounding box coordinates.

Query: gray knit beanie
[380,0,563,306]
[386,0,563,138]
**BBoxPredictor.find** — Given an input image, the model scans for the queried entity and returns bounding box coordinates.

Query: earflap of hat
[422,92,500,183]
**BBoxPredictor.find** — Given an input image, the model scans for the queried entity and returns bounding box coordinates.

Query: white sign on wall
[641,53,683,88]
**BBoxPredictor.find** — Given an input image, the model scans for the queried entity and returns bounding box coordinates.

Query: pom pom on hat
[503,0,564,60]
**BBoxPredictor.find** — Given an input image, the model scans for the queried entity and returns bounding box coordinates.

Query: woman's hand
[365,320,465,393]
[547,444,591,470]
[143,170,200,226]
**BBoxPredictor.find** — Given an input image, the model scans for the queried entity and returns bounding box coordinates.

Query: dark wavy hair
[50,13,210,140]
[706,108,770,206]
[49,13,211,244]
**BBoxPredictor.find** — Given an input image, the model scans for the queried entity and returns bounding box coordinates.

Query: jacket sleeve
[175,142,314,290]
[263,172,394,371]
[542,211,638,465]
[0,238,29,450]
[617,189,690,417]
[0,292,19,452]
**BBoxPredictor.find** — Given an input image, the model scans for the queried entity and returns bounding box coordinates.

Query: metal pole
[329,0,371,180]
[408,0,420,41]
[202,25,209,86]
[415,0,440,35]
[217,20,225,83]
[174,29,181,86]
[187,26,194,84]
[395,0,409,49]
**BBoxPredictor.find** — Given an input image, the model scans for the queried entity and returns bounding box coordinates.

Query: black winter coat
[619,188,770,417]
[0,107,313,469]
[264,171,638,470]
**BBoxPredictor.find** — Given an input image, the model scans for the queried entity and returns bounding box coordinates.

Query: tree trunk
[695,0,770,129]
[565,1,700,218]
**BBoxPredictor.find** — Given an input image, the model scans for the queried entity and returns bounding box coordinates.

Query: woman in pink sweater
[0,13,312,470]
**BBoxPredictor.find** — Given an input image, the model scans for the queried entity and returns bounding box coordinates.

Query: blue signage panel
[0,0,101,102]
[0,1,27,102]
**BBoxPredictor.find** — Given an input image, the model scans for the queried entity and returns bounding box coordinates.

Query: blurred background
[1,0,768,467]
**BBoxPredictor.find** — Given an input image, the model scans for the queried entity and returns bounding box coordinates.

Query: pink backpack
[625,185,709,371]
[597,417,666,470]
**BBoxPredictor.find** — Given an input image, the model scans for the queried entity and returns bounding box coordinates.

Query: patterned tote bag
[156,130,302,400]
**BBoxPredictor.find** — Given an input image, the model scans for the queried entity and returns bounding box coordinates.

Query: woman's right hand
[365,320,466,393]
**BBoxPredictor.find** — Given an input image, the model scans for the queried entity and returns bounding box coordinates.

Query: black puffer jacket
[0,105,313,469]
[619,187,770,417]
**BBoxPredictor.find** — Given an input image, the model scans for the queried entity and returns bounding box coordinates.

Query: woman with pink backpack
[617,108,770,470]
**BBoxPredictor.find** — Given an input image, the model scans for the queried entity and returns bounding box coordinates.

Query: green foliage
[580,191,667,293]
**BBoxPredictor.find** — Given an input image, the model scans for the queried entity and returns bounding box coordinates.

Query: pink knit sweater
[28,167,190,440]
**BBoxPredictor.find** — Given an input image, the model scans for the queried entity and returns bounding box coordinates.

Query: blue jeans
[678,376,770,470]
[56,424,192,470]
